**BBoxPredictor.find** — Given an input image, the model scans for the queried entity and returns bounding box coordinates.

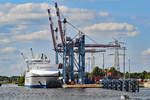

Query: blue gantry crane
[47,2,120,84]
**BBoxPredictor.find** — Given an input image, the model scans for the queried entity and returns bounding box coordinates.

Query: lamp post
[128,57,130,79]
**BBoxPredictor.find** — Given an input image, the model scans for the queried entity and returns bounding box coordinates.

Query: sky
[0,0,150,76]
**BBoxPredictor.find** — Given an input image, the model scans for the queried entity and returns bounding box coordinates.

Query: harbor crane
[109,39,126,71]
[47,2,120,84]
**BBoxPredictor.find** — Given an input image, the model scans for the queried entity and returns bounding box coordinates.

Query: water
[0,84,150,100]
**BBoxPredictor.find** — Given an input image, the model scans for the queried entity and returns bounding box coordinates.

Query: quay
[61,79,139,93]
[62,84,103,88]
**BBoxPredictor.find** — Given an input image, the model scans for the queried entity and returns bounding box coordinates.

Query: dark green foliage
[18,76,25,86]
[0,76,20,84]
[85,72,90,79]
[0,76,9,82]
[109,67,116,72]
[91,66,105,77]
[109,67,123,78]
[9,76,20,82]
[90,66,150,79]
[125,71,150,79]
[74,73,78,79]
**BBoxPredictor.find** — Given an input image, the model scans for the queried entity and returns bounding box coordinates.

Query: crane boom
[48,9,56,51]
[55,2,65,45]
[84,44,120,48]
[56,49,106,53]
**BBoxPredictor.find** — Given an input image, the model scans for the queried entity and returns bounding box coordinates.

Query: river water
[0,84,150,100]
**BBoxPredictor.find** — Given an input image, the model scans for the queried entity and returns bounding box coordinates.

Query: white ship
[21,49,60,88]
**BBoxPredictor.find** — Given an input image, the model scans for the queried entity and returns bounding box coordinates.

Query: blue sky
[0,0,150,76]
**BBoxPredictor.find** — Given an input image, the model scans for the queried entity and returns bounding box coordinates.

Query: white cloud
[99,12,109,17]
[127,31,139,37]
[9,25,27,34]
[0,3,15,12]
[70,13,95,21]
[82,22,138,37]
[60,7,96,21]
[0,47,17,53]
[0,3,52,43]
[0,38,10,43]
[57,6,111,28]
[0,3,49,26]
[13,30,50,41]
[0,30,51,44]
[0,12,3,17]
[142,48,150,55]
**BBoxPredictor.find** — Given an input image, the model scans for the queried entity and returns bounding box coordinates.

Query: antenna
[91,53,95,71]
[30,48,34,59]
[21,52,29,71]
[21,52,26,60]
[128,57,130,79]
[102,53,105,71]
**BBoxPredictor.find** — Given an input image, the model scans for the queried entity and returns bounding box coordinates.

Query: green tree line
[0,76,20,84]
[0,75,25,86]
[89,66,150,79]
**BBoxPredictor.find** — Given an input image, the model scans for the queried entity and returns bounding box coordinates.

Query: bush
[18,76,25,86]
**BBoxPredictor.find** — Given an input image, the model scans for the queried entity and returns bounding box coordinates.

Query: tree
[85,72,90,78]
[91,66,104,77]
[140,71,147,79]
[109,67,119,76]
[109,67,116,72]
[104,69,109,76]
[125,72,129,79]
[18,76,25,86]
[74,73,78,79]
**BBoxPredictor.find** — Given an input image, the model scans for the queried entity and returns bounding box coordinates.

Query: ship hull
[25,71,60,88]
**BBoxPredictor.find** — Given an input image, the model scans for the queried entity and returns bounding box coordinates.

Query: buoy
[121,95,129,100]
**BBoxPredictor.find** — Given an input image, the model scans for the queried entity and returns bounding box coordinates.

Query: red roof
[107,72,114,76]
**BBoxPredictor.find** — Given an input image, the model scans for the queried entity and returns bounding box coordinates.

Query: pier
[61,80,139,93]
[99,79,139,92]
